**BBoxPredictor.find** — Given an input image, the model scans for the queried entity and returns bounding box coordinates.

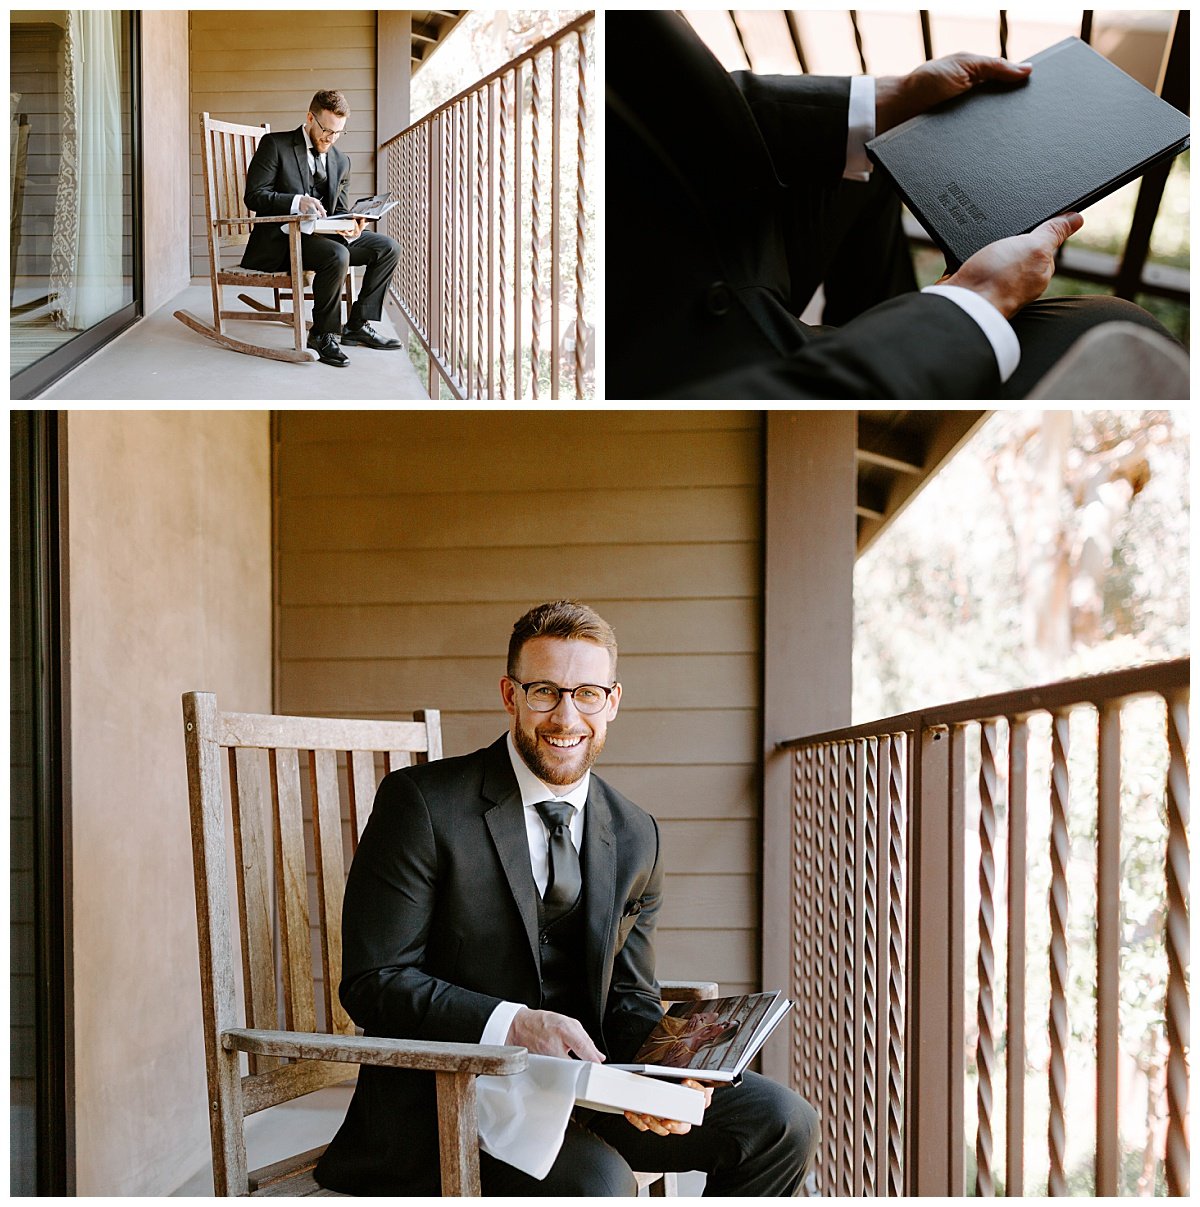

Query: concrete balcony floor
[39,281,428,401]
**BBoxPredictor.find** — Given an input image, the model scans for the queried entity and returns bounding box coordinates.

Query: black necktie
[313,153,328,206]
[534,800,582,919]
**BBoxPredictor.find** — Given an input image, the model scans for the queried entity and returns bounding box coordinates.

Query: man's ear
[500,675,518,717]
[606,682,622,719]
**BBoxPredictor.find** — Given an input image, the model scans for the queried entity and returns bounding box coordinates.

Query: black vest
[536,892,589,1022]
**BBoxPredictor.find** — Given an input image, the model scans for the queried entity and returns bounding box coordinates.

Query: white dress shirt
[841,74,1019,382]
[478,734,591,1047]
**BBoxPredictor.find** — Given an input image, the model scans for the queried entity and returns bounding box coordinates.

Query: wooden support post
[762,412,856,1086]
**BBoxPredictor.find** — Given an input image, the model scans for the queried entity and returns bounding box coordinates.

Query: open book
[610,992,793,1082]
[312,193,399,233]
[571,1060,706,1124]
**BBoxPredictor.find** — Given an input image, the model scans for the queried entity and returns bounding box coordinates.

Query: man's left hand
[345,217,367,242]
[876,53,1032,134]
[623,1078,714,1136]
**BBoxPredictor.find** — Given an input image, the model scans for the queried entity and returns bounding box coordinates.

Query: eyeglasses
[508,678,618,715]
[311,114,345,139]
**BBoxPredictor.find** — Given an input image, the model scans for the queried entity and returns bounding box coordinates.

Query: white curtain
[50,10,124,330]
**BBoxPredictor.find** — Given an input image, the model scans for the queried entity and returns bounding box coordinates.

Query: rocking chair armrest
[221,1027,528,1076]
[213,214,306,227]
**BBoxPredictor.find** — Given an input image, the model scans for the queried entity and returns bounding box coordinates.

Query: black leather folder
[865,36,1190,268]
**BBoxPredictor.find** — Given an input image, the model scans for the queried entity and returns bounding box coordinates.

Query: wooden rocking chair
[182,692,526,1194]
[174,113,354,364]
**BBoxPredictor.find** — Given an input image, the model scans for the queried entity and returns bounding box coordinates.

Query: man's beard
[513,722,606,786]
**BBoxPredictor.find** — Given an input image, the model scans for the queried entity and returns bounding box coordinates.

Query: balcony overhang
[855,410,989,555]
[410,10,466,72]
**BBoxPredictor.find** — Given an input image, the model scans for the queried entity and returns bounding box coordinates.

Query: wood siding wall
[187,10,378,277]
[274,411,764,999]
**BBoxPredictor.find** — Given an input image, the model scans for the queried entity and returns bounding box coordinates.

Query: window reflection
[10,9,133,379]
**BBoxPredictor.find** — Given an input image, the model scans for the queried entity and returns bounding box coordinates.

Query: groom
[241,89,402,367]
[315,600,818,1195]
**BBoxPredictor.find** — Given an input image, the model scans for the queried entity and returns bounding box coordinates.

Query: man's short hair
[507,600,618,678]
[310,89,350,118]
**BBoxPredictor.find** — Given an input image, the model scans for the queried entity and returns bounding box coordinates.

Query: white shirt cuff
[481,1000,525,1047]
[921,284,1021,383]
[844,75,875,181]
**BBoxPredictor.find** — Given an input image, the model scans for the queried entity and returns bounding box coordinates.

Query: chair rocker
[174,113,354,364]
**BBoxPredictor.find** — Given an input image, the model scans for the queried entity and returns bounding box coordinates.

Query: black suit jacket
[315,735,665,1195]
[607,11,1001,399]
[240,127,351,271]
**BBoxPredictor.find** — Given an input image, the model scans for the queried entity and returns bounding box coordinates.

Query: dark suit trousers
[712,167,1180,398]
[479,1071,818,1197]
[299,229,400,335]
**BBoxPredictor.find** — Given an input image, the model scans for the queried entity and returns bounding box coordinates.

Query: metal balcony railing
[778,659,1190,1197]
[379,12,594,400]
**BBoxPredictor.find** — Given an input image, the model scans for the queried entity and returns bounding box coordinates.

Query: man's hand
[623,1078,713,1137]
[940,212,1084,318]
[345,216,367,242]
[876,53,1032,134]
[298,194,327,218]
[506,1007,605,1062]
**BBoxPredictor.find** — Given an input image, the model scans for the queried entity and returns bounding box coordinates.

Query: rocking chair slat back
[184,691,447,1182]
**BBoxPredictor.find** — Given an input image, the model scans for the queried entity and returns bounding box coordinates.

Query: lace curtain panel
[50,9,123,331]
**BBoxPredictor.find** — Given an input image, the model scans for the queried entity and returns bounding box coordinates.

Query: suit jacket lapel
[291,127,312,193]
[329,145,347,208]
[482,740,542,973]
[582,781,619,1018]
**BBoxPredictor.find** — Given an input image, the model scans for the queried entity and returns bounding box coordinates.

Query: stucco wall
[140,10,192,311]
[66,411,271,1194]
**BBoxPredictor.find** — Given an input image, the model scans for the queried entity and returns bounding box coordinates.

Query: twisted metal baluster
[862,737,879,1195]
[574,26,590,398]
[420,127,429,337]
[530,50,544,397]
[1164,690,1190,1197]
[1047,711,1071,1196]
[885,732,906,1196]
[976,720,999,1197]
[842,741,857,1197]
[792,748,810,1094]
[498,72,509,398]
[826,746,841,1191]
[812,744,826,1187]
[474,89,485,398]
[800,745,816,1097]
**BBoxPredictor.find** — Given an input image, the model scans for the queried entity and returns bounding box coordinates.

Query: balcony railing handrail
[778,656,1190,749]
[379,11,595,151]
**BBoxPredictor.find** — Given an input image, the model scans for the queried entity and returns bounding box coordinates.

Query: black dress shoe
[340,321,402,350]
[307,331,349,367]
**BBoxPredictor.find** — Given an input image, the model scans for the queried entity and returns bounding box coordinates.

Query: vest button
[539,931,549,945]
[706,281,733,316]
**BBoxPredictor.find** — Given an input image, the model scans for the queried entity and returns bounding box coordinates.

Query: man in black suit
[607,11,1175,399]
[242,89,401,367]
[316,600,817,1195]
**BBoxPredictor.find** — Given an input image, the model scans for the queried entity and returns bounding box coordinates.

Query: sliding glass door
[10,10,140,399]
